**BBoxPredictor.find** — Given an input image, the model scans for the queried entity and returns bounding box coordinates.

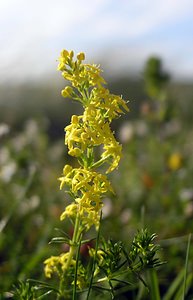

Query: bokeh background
[1,0,193,298]
[1,0,193,130]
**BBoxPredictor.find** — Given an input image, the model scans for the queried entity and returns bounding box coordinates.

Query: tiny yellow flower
[60,203,78,221]
[68,147,82,156]
[63,164,73,175]
[60,252,75,271]
[168,153,182,170]
[102,139,122,173]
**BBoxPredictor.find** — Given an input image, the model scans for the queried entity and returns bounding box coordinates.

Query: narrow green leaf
[148,269,161,300]
[163,269,185,300]
[182,233,191,299]
[49,237,70,244]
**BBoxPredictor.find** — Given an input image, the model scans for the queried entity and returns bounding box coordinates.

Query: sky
[1,0,193,83]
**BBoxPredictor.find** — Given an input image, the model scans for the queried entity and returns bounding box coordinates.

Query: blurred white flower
[48,142,64,162]
[25,119,39,142]
[0,161,17,182]
[179,188,193,202]
[178,168,187,179]
[135,120,148,137]
[12,135,27,151]
[102,198,113,218]
[33,214,44,226]
[0,217,8,233]
[160,120,182,139]
[30,195,40,209]
[119,121,134,143]
[0,123,10,137]
[184,202,193,218]
[11,120,39,151]
[20,195,40,214]
[120,208,132,224]
[0,147,10,164]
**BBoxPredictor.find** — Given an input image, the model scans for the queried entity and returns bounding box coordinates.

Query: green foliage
[12,281,35,300]
[130,229,162,269]
[11,280,59,300]
[144,57,169,100]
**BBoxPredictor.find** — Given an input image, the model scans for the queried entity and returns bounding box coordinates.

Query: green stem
[148,269,161,300]
[86,211,102,300]
[73,239,82,300]
[91,156,110,169]
[67,212,81,269]
[58,211,82,298]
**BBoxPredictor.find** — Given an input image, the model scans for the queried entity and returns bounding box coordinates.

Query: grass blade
[148,269,161,300]
[182,233,191,300]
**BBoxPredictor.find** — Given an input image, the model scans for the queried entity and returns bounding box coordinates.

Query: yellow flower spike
[45,49,129,285]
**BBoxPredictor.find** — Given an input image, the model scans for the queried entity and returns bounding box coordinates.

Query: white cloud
[88,0,193,40]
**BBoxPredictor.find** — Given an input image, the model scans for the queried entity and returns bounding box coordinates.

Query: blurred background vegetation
[0,56,193,298]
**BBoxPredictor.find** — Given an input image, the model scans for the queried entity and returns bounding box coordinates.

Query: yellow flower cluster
[65,114,122,173]
[59,165,113,229]
[44,253,74,278]
[44,253,86,288]
[58,50,105,95]
[59,50,128,173]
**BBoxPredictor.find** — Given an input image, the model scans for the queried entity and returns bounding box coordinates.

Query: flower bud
[57,62,65,71]
[61,86,73,98]
[77,52,85,61]
[60,49,69,58]
[69,50,74,59]
[68,148,81,157]
[71,115,79,124]
[63,164,72,175]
